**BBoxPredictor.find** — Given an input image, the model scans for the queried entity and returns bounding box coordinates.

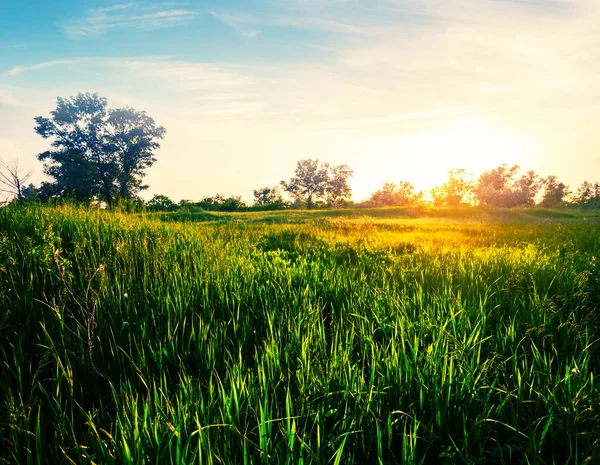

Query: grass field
[1,204,599,464]
[154,205,600,225]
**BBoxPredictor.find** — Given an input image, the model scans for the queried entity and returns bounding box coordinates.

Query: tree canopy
[253,186,288,210]
[430,169,474,206]
[146,194,177,211]
[475,164,540,207]
[540,175,570,207]
[574,181,600,208]
[34,93,165,203]
[325,163,354,207]
[281,159,353,209]
[367,181,421,207]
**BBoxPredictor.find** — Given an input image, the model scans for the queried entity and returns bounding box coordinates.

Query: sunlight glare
[351,119,534,200]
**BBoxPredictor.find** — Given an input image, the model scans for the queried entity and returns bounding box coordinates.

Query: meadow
[0,204,599,464]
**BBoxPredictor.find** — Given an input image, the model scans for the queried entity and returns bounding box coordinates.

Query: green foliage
[430,169,474,206]
[366,181,422,207]
[326,163,353,207]
[574,181,600,208]
[281,159,353,209]
[253,186,290,210]
[146,194,177,211]
[540,176,570,207]
[1,204,599,464]
[34,93,165,203]
[148,194,249,214]
[475,164,541,207]
[196,194,248,212]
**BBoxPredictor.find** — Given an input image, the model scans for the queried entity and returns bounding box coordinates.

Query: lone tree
[34,93,165,204]
[281,159,353,209]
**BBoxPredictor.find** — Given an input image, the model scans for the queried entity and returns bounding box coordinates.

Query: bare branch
[0,158,33,201]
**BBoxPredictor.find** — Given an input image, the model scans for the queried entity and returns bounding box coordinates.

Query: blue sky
[1,0,599,201]
[2,1,331,72]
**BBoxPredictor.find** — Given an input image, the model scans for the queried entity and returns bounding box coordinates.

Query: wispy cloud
[262,0,430,35]
[209,8,375,38]
[62,2,200,38]
[0,87,24,107]
[210,11,261,38]
[8,58,91,76]
[271,16,371,35]
[0,83,48,109]
[5,56,265,116]
[111,59,260,91]
[325,107,477,129]
[0,44,25,50]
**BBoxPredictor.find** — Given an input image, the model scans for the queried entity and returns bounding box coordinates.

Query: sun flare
[351,119,534,200]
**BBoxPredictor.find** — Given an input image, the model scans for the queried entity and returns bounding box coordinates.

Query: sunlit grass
[1,204,599,464]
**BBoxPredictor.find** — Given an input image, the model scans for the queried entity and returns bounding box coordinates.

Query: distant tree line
[148,194,249,213]
[143,163,598,213]
[145,159,354,212]
[2,92,600,212]
[357,165,593,210]
[423,164,577,208]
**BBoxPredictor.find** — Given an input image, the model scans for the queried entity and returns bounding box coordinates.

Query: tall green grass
[1,204,599,464]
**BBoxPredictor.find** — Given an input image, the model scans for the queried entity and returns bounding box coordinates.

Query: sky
[1,0,599,202]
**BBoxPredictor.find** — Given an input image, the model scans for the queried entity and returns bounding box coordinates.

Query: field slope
[1,205,599,464]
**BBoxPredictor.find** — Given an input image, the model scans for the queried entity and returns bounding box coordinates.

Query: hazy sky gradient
[1,0,599,202]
